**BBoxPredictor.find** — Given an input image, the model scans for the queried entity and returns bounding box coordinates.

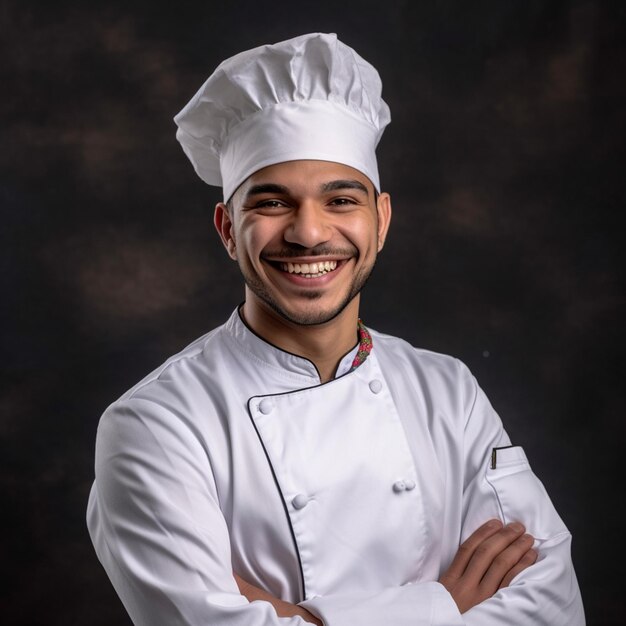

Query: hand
[234,573,322,625]
[439,519,538,614]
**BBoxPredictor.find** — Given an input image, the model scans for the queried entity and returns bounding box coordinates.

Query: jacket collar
[224,307,360,383]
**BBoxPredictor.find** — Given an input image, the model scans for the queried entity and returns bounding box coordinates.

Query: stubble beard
[240,259,376,326]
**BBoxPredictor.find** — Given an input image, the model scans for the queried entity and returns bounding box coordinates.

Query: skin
[438,520,538,613]
[214,160,537,620]
[214,159,391,382]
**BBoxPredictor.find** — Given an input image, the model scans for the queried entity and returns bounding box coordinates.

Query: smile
[279,260,339,278]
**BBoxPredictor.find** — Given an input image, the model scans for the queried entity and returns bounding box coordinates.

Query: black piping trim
[246,397,307,601]
[237,302,377,599]
[244,364,379,601]
[236,303,365,387]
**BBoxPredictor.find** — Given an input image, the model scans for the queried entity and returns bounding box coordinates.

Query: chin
[269,296,355,327]
[243,270,363,327]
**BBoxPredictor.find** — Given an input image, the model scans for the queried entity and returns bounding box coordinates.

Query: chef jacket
[87,307,585,625]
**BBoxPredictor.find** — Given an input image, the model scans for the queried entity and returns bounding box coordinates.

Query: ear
[375,192,392,252]
[214,202,238,260]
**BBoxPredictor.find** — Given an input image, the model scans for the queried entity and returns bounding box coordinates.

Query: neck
[242,294,361,383]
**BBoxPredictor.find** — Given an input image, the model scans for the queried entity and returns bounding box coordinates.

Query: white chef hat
[174,32,391,201]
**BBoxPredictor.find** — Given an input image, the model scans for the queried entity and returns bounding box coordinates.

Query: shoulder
[97,319,235,434]
[369,327,472,380]
[368,326,480,418]
[115,313,243,405]
[368,326,506,456]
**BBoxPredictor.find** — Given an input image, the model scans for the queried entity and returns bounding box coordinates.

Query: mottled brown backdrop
[2,1,624,624]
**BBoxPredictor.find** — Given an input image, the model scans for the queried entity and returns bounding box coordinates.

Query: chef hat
[174,32,391,201]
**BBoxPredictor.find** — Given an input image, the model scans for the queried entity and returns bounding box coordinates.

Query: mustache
[261,244,357,259]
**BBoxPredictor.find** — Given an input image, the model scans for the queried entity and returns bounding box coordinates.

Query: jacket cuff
[299,581,463,626]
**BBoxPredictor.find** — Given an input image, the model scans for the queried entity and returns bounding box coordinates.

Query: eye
[247,199,292,215]
[256,199,285,208]
[327,196,360,209]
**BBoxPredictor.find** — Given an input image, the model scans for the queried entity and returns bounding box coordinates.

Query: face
[214,160,392,327]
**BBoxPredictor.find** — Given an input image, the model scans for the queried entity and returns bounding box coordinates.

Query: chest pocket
[487,446,569,542]
[248,362,428,600]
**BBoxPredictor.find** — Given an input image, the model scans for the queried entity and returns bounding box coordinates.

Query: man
[87,33,584,625]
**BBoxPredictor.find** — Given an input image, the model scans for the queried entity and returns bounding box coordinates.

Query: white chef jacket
[87,307,584,625]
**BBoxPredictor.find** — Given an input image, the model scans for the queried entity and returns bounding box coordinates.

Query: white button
[392,480,406,493]
[404,480,416,491]
[292,494,309,510]
[369,379,383,394]
[258,398,274,415]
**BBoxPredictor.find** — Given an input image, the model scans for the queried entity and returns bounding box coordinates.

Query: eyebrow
[320,179,369,195]
[244,179,370,200]
[245,183,290,199]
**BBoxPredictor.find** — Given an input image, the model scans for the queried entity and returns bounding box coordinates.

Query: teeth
[280,260,338,276]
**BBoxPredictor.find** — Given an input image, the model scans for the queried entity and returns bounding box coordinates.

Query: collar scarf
[349,320,373,372]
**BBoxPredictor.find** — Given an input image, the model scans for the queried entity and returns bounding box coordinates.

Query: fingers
[499,548,538,589]
[442,519,504,582]
[467,522,532,583]
[479,531,535,591]
[439,520,538,614]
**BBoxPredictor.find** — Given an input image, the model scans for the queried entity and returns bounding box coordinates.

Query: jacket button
[369,379,383,394]
[404,480,416,491]
[258,398,274,415]
[292,494,309,510]
[392,480,406,493]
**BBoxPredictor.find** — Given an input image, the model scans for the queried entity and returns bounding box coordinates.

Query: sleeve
[458,368,586,626]
[86,397,312,626]
[299,583,463,626]
[88,396,464,626]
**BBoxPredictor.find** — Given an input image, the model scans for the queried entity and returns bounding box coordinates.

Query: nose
[284,203,331,249]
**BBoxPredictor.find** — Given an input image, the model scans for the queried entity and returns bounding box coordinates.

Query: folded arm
[454,366,586,625]
[237,519,538,621]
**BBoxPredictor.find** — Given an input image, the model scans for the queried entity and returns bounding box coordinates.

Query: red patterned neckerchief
[349,319,373,371]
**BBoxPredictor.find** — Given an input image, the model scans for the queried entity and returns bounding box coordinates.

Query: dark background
[2,1,624,624]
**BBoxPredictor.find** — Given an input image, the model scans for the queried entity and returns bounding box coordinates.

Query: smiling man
[214,160,390,383]
[87,33,584,626]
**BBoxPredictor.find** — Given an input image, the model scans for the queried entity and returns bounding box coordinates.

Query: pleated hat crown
[174,33,391,200]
